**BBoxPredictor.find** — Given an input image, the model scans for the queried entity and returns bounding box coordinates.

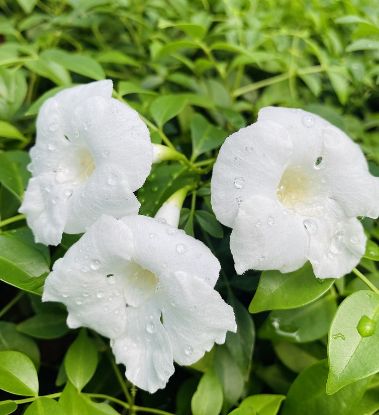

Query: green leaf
[259,294,337,343]
[364,240,379,261]
[0,401,17,415]
[97,50,139,67]
[229,394,285,415]
[347,39,379,52]
[118,81,157,96]
[0,322,40,367]
[0,351,38,396]
[190,114,227,160]
[0,151,30,200]
[0,233,49,294]
[327,67,349,104]
[249,263,334,313]
[41,49,105,80]
[0,121,27,142]
[138,163,198,216]
[16,0,37,13]
[25,58,71,86]
[65,330,98,391]
[327,290,379,394]
[274,341,323,373]
[17,312,69,339]
[0,68,27,120]
[282,361,370,415]
[59,382,88,415]
[24,398,65,415]
[150,95,188,127]
[191,370,223,415]
[195,210,223,238]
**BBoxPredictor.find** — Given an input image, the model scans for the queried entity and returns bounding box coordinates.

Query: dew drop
[157,217,167,224]
[45,185,51,193]
[107,174,117,186]
[62,293,69,298]
[176,243,186,254]
[108,278,116,285]
[303,219,318,234]
[149,233,156,239]
[73,130,80,139]
[152,186,159,192]
[267,216,275,226]
[236,196,243,206]
[64,189,73,198]
[330,231,344,254]
[167,227,177,235]
[322,128,339,148]
[102,150,110,158]
[146,322,156,334]
[47,143,56,151]
[90,259,101,271]
[75,299,83,305]
[184,345,193,356]
[49,121,59,132]
[233,177,245,189]
[51,197,58,205]
[255,220,262,228]
[302,114,315,128]
[357,315,375,337]
[350,236,359,245]
[96,292,104,299]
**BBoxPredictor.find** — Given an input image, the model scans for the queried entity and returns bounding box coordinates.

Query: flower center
[55,147,95,184]
[277,165,313,209]
[77,148,95,181]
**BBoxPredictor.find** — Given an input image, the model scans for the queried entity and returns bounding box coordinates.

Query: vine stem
[0,292,24,319]
[353,268,379,294]
[0,214,25,228]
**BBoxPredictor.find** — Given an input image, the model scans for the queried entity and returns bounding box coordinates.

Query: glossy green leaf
[0,68,27,120]
[364,240,379,261]
[347,39,379,52]
[25,58,71,86]
[0,151,30,200]
[190,113,227,160]
[65,330,98,391]
[17,312,69,339]
[150,94,188,127]
[0,233,49,294]
[249,263,334,313]
[191,370,223,415]
[24,398,65,415]
[282,361,370,415]
[0,401,17,415]
[229,394,285,415]
[0,322,40,366]
[59,382,88,415]
[259,294,337,343]
[0,351,38,396]
[0,121,27,142]
[327,290,379,394]
[195,210,223,238]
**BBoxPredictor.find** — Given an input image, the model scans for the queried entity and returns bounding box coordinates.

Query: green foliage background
[0,0,379,414]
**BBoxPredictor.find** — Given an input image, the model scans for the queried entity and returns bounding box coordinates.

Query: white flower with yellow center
[211,107,379,278]
[19,80,152,246]
[42,192,236,393]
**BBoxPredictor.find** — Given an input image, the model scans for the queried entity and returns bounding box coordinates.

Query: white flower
[42,214,236,393]
[211,107,379,279]
[19,80,152,246]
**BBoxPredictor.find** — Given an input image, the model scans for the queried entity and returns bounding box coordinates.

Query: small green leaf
[0,401,17,415]
[327,290,379,394]
[191,370,223,415]
[25,58,71,86]
[274,341,323,373]
[150,95,188,127]
[59,382,88,415]
[229,394,285,415]
[16,0,37,13]
[282,361,370,415]
[195,210,223,238]
[347,39,379,52]
[24,398,65,415]
[17,312,69,339]
[0,68,27,120]
[0,151,30,200]
[118,81,157,96]
[364,240,379,261]
[249,263,334,313]
[190,114,227,160]
[0,121,27,142]
[0,351,38,396]
[65,330,98,391]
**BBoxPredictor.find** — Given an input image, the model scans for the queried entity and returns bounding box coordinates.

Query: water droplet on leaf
[357,315,375,337]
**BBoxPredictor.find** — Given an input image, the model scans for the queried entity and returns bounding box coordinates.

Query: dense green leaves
[0,351,38,396]
[249,263,334,313]
[327,291,379,394]
[64,330,98,391]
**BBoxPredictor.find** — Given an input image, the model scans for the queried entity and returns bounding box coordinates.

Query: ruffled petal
[111,302,174,394]
[19,174,70,246]
[230,195,308,274]
[211,120,292,227]
[121,215,221,287]
[42,215,134,338]
[305,205,366,278]
[159,272,236,366]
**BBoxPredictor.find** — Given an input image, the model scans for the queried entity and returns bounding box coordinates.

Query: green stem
[11,393,61,405]
[0,214,25,228]
[108,353,133,407]
[353,268,379,294]
[0,292,24,319]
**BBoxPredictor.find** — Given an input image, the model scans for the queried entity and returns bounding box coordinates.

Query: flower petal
[111,302,174,394]
[306,205,366,278]
[19,174,70,246]
[160,272,236,366]
[42,215,133,338]
[211,120,292,227]
[230,195,308,274]
[121,215,221,287]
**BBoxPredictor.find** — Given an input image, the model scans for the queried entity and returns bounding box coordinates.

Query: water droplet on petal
[302,114,314,128]
[330,231,344,254]
[255,220,262,228]
[167,227,177,235]
[236,196,243,206]
[303,219,318,234]
[357,315,375,337]
[157,217,167,224]
[149,233,156,239]
[64,189,73,198]
[51,198,58,205]
[62,293,69,298]
[90,259,101,271]
[48,143,56,151]
[233,177,245,189]
[96,292,103,299]
[146,322,156,334]
[49,121,59,132]
[107,174,117,186]
[75,299,82,305]
[267,216,275,226]
[184,345,193,356]
[176,243,186,254]
[350,236,359,245]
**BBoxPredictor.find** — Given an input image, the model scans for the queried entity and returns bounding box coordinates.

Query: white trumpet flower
[211,107,379,278]
[19,80,152,246]
[42,207,236,392]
